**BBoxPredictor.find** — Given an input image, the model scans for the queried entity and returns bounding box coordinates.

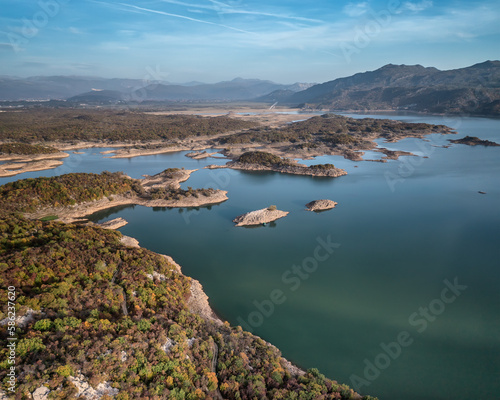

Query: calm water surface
[3,114,499,400]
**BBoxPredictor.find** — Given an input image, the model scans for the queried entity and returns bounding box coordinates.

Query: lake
[3,113,499,400]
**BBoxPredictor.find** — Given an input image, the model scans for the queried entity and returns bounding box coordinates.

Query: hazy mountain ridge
[286,61,500,115]
[0,76,312,102]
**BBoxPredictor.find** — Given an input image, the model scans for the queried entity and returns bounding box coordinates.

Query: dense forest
[0,110,257,143]
[0,171,223,217]
[0,143,59,156]
[0,172,140,215]
[236,152,295,167]
[0,214,375,399]
[218,114,450,148]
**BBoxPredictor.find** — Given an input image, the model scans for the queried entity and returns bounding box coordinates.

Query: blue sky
[1,0,499,83]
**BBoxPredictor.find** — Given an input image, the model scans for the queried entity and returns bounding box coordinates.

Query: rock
[120,235,140,248]
[233,207,289,227]
[33,386,50,400]
[305,199,338,211]
[68,373,118,399]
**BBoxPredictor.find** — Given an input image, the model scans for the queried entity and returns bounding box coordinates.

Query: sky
[0,0,499,83]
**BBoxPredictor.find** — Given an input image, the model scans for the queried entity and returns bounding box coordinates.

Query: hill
[284,61,500,115]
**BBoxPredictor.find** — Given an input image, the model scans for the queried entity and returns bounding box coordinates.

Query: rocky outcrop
[305,199,338,211]
[141,168,196,190]
[97,217,128,230]
[233,207,289,227]
[449,136,500,146]
[186,151,217,159]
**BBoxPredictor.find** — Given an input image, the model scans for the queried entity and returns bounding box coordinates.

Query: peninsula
[0,169,227,223]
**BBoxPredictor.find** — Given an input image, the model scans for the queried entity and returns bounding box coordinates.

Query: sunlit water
[2,113,499,400]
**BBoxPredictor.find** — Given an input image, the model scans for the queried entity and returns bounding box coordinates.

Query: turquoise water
[3,114,499,400]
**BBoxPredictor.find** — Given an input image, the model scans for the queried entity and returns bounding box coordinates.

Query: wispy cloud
[118,3,255,34]
[403,0,433,12]
[159,0,323,23]
[342,2,370,17]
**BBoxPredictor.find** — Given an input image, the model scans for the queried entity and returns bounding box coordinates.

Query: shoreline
[25,191,229,223]
[116,227,307,377]
[0,152,69,178]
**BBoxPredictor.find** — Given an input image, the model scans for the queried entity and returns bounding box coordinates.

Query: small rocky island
[306,199,338,211]
[449,136,500,146]
[227,151,347,177]
[233,205,289,227]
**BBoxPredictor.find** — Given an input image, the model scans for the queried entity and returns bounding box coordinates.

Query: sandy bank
[0,159,65,178]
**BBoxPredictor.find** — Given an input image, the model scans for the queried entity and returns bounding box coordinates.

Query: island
[233,205,289,226]
[227,151,347,177]
[449,135,500,146]
[306,199,338,211]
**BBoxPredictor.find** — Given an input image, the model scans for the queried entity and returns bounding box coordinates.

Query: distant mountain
[283,61,500,115]
[0,76,168,101]
[0,76,311,102]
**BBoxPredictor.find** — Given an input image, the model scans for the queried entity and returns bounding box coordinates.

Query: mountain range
[0,76,313,102]
[1,61,499,115]
[280,60,500,115]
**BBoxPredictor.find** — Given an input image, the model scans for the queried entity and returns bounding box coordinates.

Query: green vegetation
[0,109,257,143]
[0,171,140,215]
[267,205,277,211]
[150,187,218,201]
[219,114,449,149]
[237,151,294,167]
[0,214,372,399]
[308,164,338,171]
[0,143,59,156]
[38,215,59,221]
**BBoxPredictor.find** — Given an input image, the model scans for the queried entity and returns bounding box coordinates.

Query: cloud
[160,0,323,23]
[343,2,370,17]
[403,0,433,12]
[117,3,255,34]
[19,61,47,67]
[68,27,85,34]
[0,43,14,51]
